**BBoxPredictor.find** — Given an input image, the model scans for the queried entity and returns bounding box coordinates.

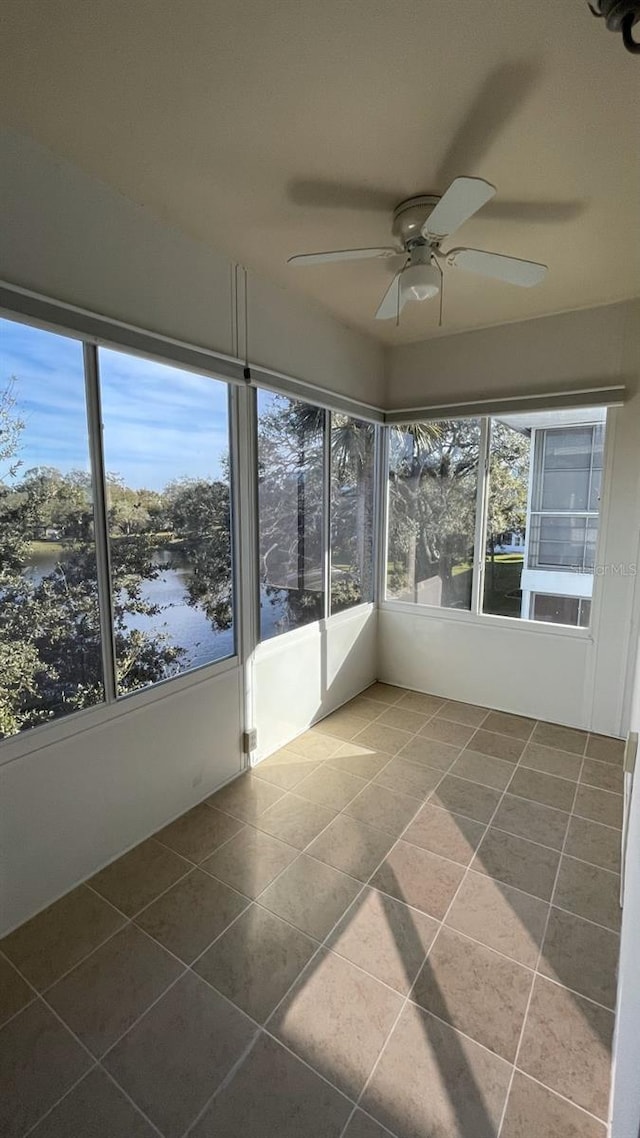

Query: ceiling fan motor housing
[392,195,440,247]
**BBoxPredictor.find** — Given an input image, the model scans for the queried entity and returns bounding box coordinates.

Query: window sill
[380,599,593,640]
[0,654,240,769]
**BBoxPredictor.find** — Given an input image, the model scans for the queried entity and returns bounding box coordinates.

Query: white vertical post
[323,410,332,620]
[375,423,390,605]
[231,382,259,764]
[470,417,491,616]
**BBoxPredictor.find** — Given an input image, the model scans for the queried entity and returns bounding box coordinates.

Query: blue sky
[0,317,230,490]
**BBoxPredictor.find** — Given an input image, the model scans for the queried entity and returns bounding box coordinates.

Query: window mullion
[323,410,332,620]
[83,342,117,703]
[470,417,491,616]
[375,424,390,605]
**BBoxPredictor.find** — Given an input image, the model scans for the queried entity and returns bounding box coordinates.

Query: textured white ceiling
[1,0,638,343]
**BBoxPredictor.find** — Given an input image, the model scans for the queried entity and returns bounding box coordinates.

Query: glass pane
[330,415,375,613]
[386,420,480,610]
[1,317,104,738]
[531,515,591,570]
[532,593,581,626]
[99,348,234,695]
[257,391,325,639]
[483,419,531,618]
[541,469,589,511]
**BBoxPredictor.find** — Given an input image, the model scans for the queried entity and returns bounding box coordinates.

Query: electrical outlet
[242,728,257,754]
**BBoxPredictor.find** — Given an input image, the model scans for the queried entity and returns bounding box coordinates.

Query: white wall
[0,129,385,405]
[253,606,377,761]
[381,301,640,737]
[610,632,640,1138]
[0,128,384,935]
[0,666,243,936]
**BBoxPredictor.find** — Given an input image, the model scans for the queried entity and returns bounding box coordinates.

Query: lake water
[25,546,288,669]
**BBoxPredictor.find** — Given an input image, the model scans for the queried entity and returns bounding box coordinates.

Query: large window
[386,421,481,610]
[257,391,325,639]
[385,409,607,629]
[1,318,104,737]
[99,348,234,694]
[330,415,375,613]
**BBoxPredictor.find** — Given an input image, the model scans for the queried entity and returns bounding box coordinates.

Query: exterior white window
[385,408,607,630]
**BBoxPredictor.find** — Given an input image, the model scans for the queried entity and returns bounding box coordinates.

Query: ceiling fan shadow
[481,200,587,224]
[287,178,398,212]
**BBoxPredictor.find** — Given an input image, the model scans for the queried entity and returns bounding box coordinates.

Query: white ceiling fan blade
[288,247,401,266]
[375,271,406,320]
[447,247,547,287]
[423,177,496,240]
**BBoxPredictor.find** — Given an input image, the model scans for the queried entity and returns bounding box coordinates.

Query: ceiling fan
[287,176,547,321]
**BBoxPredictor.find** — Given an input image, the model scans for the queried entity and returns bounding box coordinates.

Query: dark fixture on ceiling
[589,0,640,53]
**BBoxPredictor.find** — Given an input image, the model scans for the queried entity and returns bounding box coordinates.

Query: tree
[0,382,184,738]
[485,422,530,592]
[164,477,233,629]
[387,421,478,607]
[330,415,376,611]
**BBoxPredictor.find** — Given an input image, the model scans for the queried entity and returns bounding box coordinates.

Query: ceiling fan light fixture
[401,262,441,302]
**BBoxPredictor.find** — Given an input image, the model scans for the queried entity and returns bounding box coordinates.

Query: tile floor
[0,684,624,1138]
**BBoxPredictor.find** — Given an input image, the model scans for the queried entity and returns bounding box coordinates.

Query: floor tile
[306,814,396,881]
[481,711,535,741]
[209,774,285,823]
[520,741,582,781]
[252,749,321,790]
[0,953,34,1027]
[328,743,392,779]
[189,1033,352,1138]
[403,803,485,865]
[344,695,386,720]
[295,764,368,810]
[343,782,420,836]
[352,721,413,756]
[104,972,256,1138]
[493,793,569,851]
[362,1001,511,1138]
[508,767,575,812]
[412,926,532,1060]
[285,730,342,761]
[194,904,317,1022]
[532,721,588,755]
[446,871,548,967]
[474,829,559,900]
[518,975,614,1118]
[156,802,244,862]
[397,690,446,715]
[343,1109,395,1138]
[135,868,249,962]
[270,948,402,1098]
[435,699,489,727]
[0,885,125,991]
[364,682,403,704]
[540,906,619,1007]
[419,716,476,747]
[467,729,524,763]
[47,923,183,1057]
[314,708,375,742]
[580,758,623,793]
[586,733,625,765]
[429,774,502,822]
[371,841,464,919]
[501,1071,606,1138]
[29,1067,157,1137]
[378,705,430,733]
[89,839,191,917]
[373,755,442,799]
[554,856,621,931]
[200,825,297,898]
[328,886,438,994]
[564,814,621,872]
[260,854,361,939]
[0,1000,92,1138]
[255,792,336,849]
[574,784,623,828]
[450,749,514,790]
[398,734,461,771]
